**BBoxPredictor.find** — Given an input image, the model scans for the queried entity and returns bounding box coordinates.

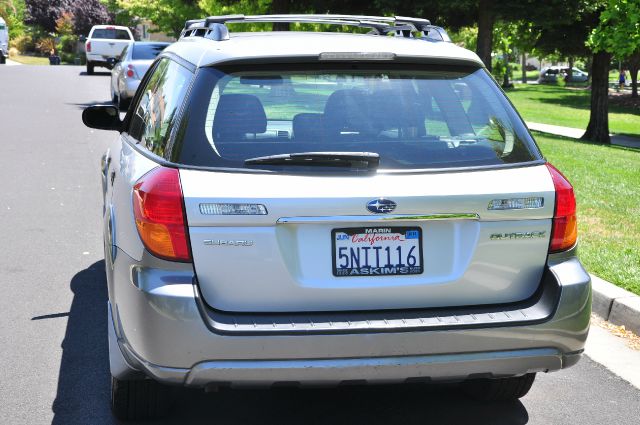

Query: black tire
[110,376,172,421]
[87,62,95,75]
[463,373,536,401]
[0,55,6,64]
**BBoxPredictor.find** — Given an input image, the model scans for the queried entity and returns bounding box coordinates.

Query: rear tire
[463,373,536,401]
[110,376,172,421]
[0,55,6,64]
[87,61,94,75]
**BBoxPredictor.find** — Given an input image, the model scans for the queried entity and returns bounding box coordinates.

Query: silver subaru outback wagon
[83,14,590,421]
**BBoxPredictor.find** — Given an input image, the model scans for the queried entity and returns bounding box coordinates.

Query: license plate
[332,227,423,277]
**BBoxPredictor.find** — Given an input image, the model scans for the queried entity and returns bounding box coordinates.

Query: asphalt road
[1,65,639,425]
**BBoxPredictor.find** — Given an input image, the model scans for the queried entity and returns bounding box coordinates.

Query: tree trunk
[582,51,611,144]
[629,52,640,98]
[567,57,574,83]
[521,53,527,84]
[476,0,495,72]
[502,52,512,88]
[270,0,290,31]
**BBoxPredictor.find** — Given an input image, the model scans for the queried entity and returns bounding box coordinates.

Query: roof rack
[180,14,450,43]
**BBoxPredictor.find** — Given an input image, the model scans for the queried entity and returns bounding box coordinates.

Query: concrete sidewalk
[527,121,640,149]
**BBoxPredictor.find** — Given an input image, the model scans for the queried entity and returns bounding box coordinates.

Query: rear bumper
[120,78,140,99]
[108,248,591,387]
[85,54,112,66]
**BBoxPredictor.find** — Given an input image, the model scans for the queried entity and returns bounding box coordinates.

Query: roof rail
[180,14,450,42]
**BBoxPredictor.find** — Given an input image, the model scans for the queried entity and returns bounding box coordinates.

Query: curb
[590,274,640,335]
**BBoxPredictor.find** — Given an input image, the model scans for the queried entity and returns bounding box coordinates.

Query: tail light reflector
[547,163,577,252]
[126,64,135,78]
[132,167,191,262]
[86,41,91,52]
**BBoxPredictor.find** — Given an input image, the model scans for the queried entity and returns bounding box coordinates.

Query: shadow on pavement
[156,384,528,425]
[79,71,111,76]
[52,260,113,424]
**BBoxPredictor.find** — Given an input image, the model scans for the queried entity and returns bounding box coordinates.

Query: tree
[582,50,612,143]
[511,22,539,84]
[493,22,517,88]
[628,51,640,98]
[115,0,202,38]
[586,0,640,142]
[25,0,110,35]
[379,0,586,72]
[535,16,594,83]
[25,0,71,32]
[73,0,110,35]
[0,0,26,39]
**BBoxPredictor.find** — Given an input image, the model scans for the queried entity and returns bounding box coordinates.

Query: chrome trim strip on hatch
[277,213,480,224]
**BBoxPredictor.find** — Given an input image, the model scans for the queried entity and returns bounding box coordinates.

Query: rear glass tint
[132,43,168,60]
[172,64,541,171]
[91,28,131,40]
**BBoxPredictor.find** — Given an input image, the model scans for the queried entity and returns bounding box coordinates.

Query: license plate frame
[331,226,424,277]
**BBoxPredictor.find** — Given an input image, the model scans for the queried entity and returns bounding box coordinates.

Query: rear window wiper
[244,152,380,170]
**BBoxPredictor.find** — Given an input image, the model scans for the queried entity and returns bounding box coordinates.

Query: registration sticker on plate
[332,227,423,277]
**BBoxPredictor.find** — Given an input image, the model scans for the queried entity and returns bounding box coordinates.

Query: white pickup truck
[0,17,8,65]
[85,25,134,74]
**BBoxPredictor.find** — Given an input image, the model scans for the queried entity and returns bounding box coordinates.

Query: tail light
[126,64,135,78]
[86,41,91,52]
[547,163,577,252]
[132,167,191,262]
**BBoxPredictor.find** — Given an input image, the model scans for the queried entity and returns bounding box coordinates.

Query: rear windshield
[0,24,6,30]
[132,43,168,60]
[172,64,541,171]
[91,28,131,40]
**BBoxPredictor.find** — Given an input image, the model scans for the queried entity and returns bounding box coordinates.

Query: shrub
[8,47,19,57]
[35,37,55,55]
[11,34,35,53]
[57,34,78,54]
[59,51,76,64]
[55,11,75,37]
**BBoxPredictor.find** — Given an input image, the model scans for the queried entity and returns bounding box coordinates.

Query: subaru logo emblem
[366,199,397,214]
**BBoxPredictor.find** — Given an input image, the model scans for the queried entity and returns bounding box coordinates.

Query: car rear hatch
[181,165,554,312]
[169,61,554,313]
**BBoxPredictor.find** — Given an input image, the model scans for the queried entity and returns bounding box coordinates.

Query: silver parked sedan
[84,14,590,421]
[110,41,170,109]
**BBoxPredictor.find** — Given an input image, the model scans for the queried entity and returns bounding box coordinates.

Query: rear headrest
[369,90,424,129]
[323,89,374,136]
[213,94,267,140]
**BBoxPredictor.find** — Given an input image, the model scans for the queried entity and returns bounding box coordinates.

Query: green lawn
[9,54,50,65]
[511,70,539,82]
[535,132,640,295]
[505,84,640,137]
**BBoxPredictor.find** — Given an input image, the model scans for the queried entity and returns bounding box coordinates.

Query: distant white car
[85,25,134,74]
[0,17,8,64]
[110,41,169,109]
